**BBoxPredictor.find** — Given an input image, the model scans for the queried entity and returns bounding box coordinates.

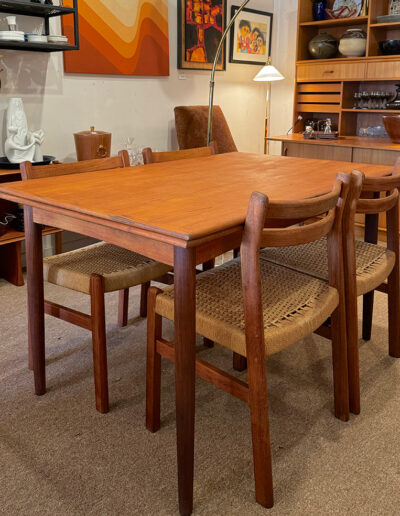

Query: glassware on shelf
[359,125,388,138]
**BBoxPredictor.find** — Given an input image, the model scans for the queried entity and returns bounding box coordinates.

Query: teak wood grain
[0,153,392,516]
[0,154,391,244]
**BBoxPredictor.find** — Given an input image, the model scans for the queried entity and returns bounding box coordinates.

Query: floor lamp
[253,57,284,154]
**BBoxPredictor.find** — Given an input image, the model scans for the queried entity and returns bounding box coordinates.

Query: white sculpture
[4,97,45,164]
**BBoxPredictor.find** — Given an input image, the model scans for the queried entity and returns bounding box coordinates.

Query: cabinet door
[297,62,366,81]
[353,148,400,166]
[283,142,353,161]
[366,61,400,80]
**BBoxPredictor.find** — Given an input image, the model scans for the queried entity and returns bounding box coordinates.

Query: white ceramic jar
[339,29,367,57]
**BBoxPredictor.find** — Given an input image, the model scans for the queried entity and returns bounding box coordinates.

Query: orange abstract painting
[63,0,169,76]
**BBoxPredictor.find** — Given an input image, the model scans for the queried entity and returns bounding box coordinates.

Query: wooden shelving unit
[0,0,79,52]
[294,0,400,138]
[0,169,62,286]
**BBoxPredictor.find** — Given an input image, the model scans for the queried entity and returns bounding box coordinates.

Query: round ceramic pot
[308,32,338,59]
[339,29,367,57]
[383,115,400,144]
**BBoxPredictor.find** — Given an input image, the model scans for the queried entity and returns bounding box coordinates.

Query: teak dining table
[0,153,392,515]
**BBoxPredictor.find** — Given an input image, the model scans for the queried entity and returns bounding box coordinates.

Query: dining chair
[20,153,172,414]
[145,172,355,508]
[260,160,400,415]
[142,143,217,349]
[142,142,216,164]
[174,106,238,153]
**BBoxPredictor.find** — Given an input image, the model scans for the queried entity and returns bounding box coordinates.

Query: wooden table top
[0,153,392,242]
[268,134,400,152]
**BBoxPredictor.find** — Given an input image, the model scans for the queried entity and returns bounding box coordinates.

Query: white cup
[6,16,17,31]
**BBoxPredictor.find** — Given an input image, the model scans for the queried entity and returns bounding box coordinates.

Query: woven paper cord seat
[260,238,395,297]
[155,259,339,357]
[43,242,172,294]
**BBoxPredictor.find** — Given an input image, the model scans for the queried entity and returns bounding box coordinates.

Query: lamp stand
[264,82,271,154]
[207,0,250,146]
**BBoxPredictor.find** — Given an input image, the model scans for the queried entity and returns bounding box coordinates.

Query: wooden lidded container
[74,126,111,161]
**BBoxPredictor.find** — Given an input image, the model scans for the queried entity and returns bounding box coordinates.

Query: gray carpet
[1,276,400,515]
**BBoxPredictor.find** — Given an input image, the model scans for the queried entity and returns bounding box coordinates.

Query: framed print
[229,6,273,65]
[63,0,169,76]
[390,0,400,15]
[178,0,226,71]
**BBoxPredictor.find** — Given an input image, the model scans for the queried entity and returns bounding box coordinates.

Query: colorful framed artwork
[178,0,227,71]
[229,6,273,65]
[62,0,169,76]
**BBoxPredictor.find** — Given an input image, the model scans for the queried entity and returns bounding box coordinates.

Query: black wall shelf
[0,1,74,17]
[0,0,79,52]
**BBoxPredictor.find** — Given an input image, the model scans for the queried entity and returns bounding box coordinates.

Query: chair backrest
[142,143,216,165]
[20,150,130,180]
[357,157,400,216]
[239,171,360,358]
[174,105,237,154]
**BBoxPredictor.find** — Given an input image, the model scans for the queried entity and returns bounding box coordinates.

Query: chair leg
[345,284,360,415]
[90,274,109,414]
[54,231,62,255]
[387,203,400,358]
[362,211,378,341]
[202,260,215,348]
[146,287,162,433]
[362,291,374,341]
[233,352,247,371]
[247,353,274,508]
[388,273,400,358]
[330,306,350,422]
[140,282,150,318]
[118,288,129,327]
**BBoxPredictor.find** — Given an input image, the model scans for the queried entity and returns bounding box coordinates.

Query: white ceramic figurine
[4,97,45,163]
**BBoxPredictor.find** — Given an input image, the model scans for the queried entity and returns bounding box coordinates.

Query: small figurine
[324,118,332,134]
[4,98,45,164]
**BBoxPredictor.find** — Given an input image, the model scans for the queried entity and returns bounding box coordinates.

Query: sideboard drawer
[366,60,400,80]
[297,62,366,81]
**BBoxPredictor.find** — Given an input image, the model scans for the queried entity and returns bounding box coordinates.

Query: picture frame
[229,6,273,65]
[390,0,400,15]
[177,0,227,71]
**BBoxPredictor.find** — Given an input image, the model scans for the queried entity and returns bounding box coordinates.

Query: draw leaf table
[0,153,391,515]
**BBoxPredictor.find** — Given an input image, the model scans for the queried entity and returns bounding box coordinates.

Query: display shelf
[0,226,60,246]
[0,1,75,17]
[342,109,400,113]
[0,41,77,52]
[370,22,400,28]
[0,0,79,52]
[300,16,369,28]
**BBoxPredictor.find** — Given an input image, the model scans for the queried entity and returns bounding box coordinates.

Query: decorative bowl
[383,115,400,144]
[379,40,400,56]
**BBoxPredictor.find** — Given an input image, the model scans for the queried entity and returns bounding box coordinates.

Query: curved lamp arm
[207,0,250,146]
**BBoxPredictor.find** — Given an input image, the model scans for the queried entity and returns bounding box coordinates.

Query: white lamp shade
[253,64,284,82]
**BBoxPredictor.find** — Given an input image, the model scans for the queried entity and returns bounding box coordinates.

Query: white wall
[0,0,275,161]
[269,0,298,155]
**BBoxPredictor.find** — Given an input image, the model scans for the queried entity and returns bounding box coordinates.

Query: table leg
[24,206,46,395]
[174,246,196,516]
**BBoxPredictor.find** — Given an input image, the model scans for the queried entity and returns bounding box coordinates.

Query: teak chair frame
[146,172,355,508]
[345,160,400,414]
[20,151,154,414]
